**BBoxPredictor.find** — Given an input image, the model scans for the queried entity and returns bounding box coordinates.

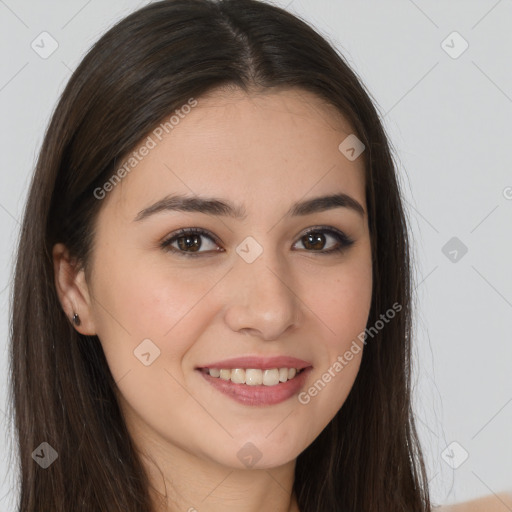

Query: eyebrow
[133,192,366,222]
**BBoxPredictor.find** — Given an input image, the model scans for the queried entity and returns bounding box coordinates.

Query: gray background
[1,0,511,510]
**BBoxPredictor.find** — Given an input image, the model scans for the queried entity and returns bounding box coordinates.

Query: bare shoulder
[435,491,512,512]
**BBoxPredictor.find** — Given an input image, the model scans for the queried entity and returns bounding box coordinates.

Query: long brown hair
[8,0,431,510]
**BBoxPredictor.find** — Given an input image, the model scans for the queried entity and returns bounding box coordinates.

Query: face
[64,87,372,471]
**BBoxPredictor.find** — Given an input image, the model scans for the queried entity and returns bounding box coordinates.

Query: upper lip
[197,355,312,370]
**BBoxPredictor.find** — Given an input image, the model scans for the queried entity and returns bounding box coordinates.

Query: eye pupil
[178,234,201,252]
[163,227,350,258]
[303,232,325,250]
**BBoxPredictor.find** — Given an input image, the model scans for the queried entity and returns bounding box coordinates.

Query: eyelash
[160,226,355,258]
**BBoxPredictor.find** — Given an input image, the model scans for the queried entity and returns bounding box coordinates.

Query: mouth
[199,366,306,386]
[195,356,313,406]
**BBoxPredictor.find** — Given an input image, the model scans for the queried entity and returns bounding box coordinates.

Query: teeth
[219,369,231,380]
[206,367,302,386]
[231,368,245,384]
[262,368,279,386]
[245,368,263,386]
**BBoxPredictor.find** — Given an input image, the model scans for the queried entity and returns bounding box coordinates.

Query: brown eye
[160,226,354,258]
[293,227,354,254]
[302,232,326,250]
[176,233,202,252]
[161,228,222,257]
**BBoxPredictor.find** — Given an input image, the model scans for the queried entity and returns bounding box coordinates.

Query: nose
[222,249,302,341]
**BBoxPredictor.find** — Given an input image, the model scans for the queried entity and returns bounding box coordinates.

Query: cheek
[293,252,371,428]
[90,251,224,378]
[304,253,373,350]
[89,257,213,435]
[325,277,372,343]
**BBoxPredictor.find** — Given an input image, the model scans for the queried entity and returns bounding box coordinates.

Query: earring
[72,313,81,326]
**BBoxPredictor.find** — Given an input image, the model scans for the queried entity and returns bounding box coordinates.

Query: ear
[52,243,96,335]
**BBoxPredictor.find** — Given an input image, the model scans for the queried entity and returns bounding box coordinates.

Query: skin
[437,492,512,512]
[53,86,372,511]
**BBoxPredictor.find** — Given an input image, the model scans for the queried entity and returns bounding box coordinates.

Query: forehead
[103,87,366,220]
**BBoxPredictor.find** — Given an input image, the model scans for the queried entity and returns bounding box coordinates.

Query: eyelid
[293,225,354,253]
[160,225,354,257]
[295,225,349,242]
[160,227,222,256]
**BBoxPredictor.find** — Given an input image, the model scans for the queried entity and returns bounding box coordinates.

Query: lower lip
[197,367,312,406]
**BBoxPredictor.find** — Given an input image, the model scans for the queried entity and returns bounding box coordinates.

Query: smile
[196,366,313,407]
[202,367,304,386]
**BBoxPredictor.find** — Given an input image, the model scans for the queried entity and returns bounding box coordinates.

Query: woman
[7,0,505,510]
